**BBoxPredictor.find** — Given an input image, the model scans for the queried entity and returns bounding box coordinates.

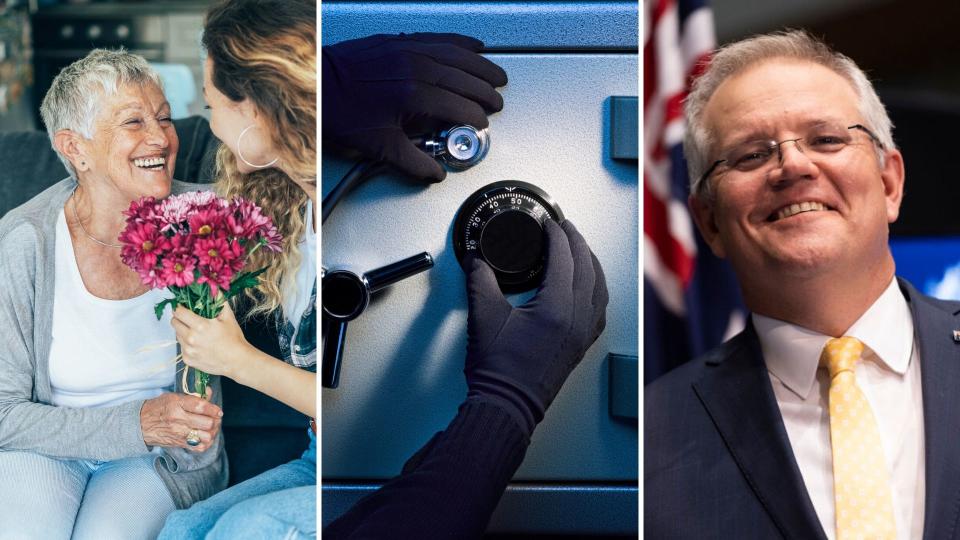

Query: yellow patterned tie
[822,337,897,540]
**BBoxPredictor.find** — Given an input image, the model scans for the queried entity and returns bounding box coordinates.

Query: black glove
[322,32,508,182]
[463,220,608,436]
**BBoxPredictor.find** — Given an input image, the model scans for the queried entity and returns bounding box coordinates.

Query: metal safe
[321,1,638,535]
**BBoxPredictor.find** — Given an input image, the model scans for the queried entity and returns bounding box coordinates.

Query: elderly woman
[0,49,226,539]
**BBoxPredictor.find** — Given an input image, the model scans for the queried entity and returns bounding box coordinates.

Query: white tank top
[283,199,317,325]
[49,210,175,408]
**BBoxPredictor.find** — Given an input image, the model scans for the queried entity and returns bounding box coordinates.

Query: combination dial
[453,181,564,292]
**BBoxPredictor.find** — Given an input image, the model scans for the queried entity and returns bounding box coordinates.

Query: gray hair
[684,30,895,199]
[39,48,163,178]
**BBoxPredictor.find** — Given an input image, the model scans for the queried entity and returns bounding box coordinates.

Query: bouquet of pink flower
[119,191,282,397]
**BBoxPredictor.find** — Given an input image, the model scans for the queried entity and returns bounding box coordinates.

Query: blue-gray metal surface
[321,2,638,50]
[608,353,638,420]
[610,96,639,160]
[321,2,638,533]
[322,52,637,479]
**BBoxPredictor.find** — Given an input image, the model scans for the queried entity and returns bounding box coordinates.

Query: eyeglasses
[698,123,884,190]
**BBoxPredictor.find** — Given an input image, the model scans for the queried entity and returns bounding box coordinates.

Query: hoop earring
[237,124,279,169]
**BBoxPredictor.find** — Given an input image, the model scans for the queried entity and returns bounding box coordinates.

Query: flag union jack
[643,0,744,382]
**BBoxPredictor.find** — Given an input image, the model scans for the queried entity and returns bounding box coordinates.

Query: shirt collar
[753,278,914,399]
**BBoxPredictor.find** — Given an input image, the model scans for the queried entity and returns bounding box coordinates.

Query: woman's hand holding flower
[172,302,252,380]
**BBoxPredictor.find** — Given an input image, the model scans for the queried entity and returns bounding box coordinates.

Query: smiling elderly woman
[0,49,226,539]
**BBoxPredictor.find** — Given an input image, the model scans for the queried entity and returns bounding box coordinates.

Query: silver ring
[186,429,201,447]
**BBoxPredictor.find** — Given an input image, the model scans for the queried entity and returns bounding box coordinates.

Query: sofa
[0,116,309,485]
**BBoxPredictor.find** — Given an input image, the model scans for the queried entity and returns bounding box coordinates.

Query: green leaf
[226,266,268,299]
[189,282,204,297]
[195,370,210,397]
[154,298,177,320]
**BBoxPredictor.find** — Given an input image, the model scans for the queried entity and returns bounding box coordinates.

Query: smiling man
[645,30,959,540]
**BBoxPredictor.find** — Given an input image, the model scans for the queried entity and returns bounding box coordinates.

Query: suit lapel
[694,324,827,540]
[901,280,960,540]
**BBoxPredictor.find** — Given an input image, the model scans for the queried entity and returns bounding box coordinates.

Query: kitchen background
[0,0,213,132]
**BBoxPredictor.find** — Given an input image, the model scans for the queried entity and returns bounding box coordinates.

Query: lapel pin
[953,330,960,342]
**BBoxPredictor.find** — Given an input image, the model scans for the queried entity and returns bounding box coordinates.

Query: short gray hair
[684,30,895,199]
[39,48,163,178]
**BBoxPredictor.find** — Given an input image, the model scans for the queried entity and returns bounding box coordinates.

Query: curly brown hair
[202,0,316,319]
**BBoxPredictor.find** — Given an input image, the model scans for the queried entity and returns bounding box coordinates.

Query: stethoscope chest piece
[424,125,490,170]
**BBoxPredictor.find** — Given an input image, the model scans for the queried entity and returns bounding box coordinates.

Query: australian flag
[643,0,745,384]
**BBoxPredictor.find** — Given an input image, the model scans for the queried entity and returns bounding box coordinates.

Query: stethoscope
[320,125,490,388]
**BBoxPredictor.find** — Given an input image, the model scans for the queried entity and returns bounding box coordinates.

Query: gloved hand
[322,32,508,182]
[464,220,608,436]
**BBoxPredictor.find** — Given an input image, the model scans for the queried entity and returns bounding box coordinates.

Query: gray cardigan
[0,178,227,509]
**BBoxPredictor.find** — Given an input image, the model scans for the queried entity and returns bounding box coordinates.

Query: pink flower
[159,196,192,232]
[119,192,281,302]
[223,238,247,273]
[123,197,162,224]
[259,225,283,252]
[119,222,168,273]
[165,232,194,257]
[158,192,228,232]
[181,190,223,208]
[197,266,233,296]
[137,267,169,289]
[194,237,230,270]
[227,199,282,251]
[161,255,196,288]
[188,205,227,239]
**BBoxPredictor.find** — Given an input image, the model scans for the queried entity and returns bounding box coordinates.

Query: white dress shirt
[754,278,925,540]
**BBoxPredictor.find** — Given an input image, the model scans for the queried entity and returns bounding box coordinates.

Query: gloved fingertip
[445,33,484,52]
[591,251,606,281]
[470,111,491,130]
[563,220,592,258]
[560,218,579,236]
[391,138,446,182]
[492,66,508,88]
[465,255,508,312]
[463,252,488,274]
[427,165,447,183]
[538,219,574,292]
[544,218,563,235]
[593,312,608,339]
[460,252,476,273]
[408,32,484,52]
[463,35,485,52]
[488,91,505,113]
[591,252,610,308]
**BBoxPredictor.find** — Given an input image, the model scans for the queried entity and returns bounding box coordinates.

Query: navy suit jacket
[645,279,960,539]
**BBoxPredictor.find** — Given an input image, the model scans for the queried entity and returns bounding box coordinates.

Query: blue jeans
[160,429,316,540]
[0,450,174,540]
